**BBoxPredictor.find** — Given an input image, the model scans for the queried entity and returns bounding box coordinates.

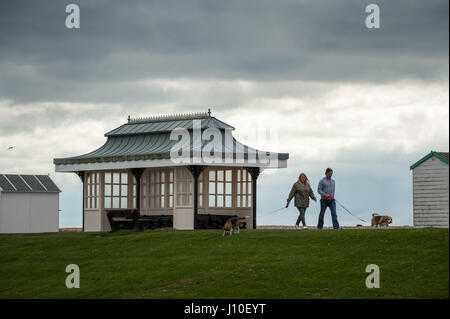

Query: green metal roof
[410,151,449,170]
[54,113,289,166]
[105,114,234,137]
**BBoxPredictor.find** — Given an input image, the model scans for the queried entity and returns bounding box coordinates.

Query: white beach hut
[0,174,60,233]
[410,151,449,227]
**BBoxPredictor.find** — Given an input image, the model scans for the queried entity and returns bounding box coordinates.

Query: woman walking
[286,173,317,229]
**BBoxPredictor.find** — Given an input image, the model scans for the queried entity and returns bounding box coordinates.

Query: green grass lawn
[0,228,448,298]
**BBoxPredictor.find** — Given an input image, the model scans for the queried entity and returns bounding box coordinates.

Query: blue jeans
[296,207,307,226]
[317,199,339,229]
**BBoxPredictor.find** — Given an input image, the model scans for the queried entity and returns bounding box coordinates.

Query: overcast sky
[0,0,448,227]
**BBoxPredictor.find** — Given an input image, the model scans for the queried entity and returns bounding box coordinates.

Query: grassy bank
[0,228,448,298]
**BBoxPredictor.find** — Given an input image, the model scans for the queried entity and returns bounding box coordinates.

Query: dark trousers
[296,207,307,226]
[317,199,339,229]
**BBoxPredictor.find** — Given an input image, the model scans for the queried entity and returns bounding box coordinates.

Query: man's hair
[325,168,333,174]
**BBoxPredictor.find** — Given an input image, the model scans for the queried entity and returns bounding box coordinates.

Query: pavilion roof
[54,112,289,171]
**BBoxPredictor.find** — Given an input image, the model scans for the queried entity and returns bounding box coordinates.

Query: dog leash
[260,206,287,216]
[335,199,369,224]
[266,207,287,214]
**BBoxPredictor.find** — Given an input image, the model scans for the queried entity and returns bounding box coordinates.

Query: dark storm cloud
[0,0,448,104]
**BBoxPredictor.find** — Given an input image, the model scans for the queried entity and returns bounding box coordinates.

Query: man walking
[317,168,340,230]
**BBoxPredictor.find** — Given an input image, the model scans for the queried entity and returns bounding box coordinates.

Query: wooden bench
[197,214,247,230]
[106,209,173,232]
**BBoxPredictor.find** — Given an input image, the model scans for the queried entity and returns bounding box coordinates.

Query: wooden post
[130,168,145,212]
[246,167,260,230]
[188,165,205,229]
[76,171,85,232]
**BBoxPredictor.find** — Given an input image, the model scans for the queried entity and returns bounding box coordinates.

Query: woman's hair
[298,173,310,187]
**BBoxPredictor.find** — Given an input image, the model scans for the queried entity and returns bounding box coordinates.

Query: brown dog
[371,213,393,228]
[223,216,247,236]
[223,220,233,236]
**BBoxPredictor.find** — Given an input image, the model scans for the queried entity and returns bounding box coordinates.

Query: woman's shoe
[303,226,308,230]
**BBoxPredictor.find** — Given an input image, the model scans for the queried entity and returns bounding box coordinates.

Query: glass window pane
[170,171,173,182]
[248,195,252,207]
[113,185,120,196]
[161,184,165,195]
[161,196,165,208]
[113,197,120,208]
[248,173,252,182]
[121,173,128,184]
[243,183,246,194]
[237,170,241,181]
[104,185,111,196]
[217,196,223,207]
[209,195,215,207]
[105,173,111,183]
[104,197,111,209]
[237,196,240,207]
[121,185,127,196]
[225,196,232,207]
[209,170,215,181]
[225,183,231,195]
[248,182,252,194]
[243,172,246,182]
[121,197,127,209]
[169,184,173,194]
[217,170,223,181]
[113,172,120,183]
[96,185,99,197]
[217,182,223,194]
[225,170,232,181]
[237,183,240,195]
[95,197,98,209]
[169,196,173,208]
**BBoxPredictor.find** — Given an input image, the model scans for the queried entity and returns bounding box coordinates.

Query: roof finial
[127,115,131,123]
[208,108,211,117]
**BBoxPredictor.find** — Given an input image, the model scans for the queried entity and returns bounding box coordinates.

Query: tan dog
[371,213,393,228]
[223,216,249,236]
[223,220,233,236]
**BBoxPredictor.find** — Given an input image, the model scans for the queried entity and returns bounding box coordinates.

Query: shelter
[54,111,289,231]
